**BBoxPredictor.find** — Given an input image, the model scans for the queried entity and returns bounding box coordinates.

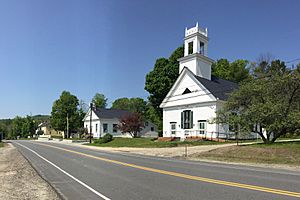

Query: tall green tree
[253,59,287,78]
[111,98,131,110]
[144,103,162,135]
[0,123,7,138]
[145,58,170,109]
[112,97,147,116]
[219,60,300,143]
[22,115,36,138]
[145,46,184,110]
[0,119,12,139]
[50,91,80,137]
[212,59,250,83]
[92,93,107,109]
[145,46,184,130]
[12,116,24,139]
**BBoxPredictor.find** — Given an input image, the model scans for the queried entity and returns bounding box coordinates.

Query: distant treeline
[0,115,50,139]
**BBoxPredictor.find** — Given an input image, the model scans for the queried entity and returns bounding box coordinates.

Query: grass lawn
[86,137,224,148]
[193,141,300,165]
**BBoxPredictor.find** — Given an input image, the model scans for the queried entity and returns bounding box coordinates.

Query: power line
[285,58,300,64]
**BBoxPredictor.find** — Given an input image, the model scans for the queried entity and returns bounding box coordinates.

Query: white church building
[160,23,238,139]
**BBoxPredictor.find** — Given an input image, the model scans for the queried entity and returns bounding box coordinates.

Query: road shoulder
[0,142,60,200]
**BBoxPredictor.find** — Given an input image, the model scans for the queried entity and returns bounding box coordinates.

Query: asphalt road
[12,140,300,200]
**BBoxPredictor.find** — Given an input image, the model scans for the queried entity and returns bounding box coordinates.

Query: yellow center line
[32,142,300,198]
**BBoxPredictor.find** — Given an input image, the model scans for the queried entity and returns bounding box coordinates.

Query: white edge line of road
[15,142,111,200]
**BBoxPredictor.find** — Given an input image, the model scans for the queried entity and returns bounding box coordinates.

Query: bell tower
[178,22,214,80]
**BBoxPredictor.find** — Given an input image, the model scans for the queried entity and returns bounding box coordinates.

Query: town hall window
[181,110,193,129]
[103,123,108,133]
[113,124,118,133]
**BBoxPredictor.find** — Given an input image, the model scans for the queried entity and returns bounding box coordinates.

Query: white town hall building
[160,23,238,139]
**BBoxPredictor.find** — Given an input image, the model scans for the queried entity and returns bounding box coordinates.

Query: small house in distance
[83,108,158,138]
[36,121,63,137]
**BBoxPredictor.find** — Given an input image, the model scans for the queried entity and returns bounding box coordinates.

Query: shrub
[94,133,113,144]
[102,133,113,143]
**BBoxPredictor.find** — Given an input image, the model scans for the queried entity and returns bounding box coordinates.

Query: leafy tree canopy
[144,103,162,133]
[50,91,81,135]
[144,46,184,132]
[219,60,300,143]
[118,113,145,138]
[112,97,146,115]
[212,59,250,83]
[145,46,184,110]
[11,115,36,139]
[92,93,107,109]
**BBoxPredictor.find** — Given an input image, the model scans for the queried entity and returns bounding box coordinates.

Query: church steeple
[178,22,214,80]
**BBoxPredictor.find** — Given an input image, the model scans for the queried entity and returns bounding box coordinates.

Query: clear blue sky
[0,0,299,119]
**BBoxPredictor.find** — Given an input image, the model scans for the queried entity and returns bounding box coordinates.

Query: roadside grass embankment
[191,141,300,166]
[86,137,227,148]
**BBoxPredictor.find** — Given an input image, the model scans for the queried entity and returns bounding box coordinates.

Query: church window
[181,110,193,129]
[198,120,206,134]
[200,42,205,55]
[182,88,191,95]
[188,42,193,55]
[170,122,176,135]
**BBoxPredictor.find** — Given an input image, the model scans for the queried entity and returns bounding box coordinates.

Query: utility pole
[89,103,93,144]
[66,113,69,139]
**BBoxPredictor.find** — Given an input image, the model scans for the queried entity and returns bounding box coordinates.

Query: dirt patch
[0,143,60,200]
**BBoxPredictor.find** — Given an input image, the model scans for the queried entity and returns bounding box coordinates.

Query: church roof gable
[194,75,238,101]
[160,67,216,108]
